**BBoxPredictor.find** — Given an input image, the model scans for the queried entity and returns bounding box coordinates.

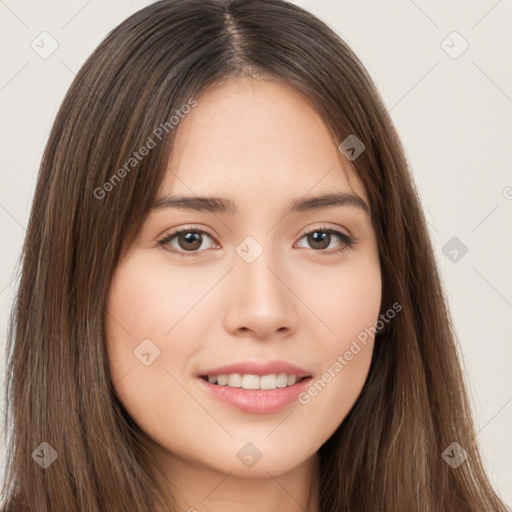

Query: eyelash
[157,225,355,258]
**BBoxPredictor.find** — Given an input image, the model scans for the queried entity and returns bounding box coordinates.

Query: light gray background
[1,0,511,504]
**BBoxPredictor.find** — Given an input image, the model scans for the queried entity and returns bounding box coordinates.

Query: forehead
[160,76,368,206]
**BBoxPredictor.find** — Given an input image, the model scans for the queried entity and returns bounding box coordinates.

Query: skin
[106,75,382,512]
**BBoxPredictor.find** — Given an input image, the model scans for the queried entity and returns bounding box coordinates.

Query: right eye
[158,227,218,256]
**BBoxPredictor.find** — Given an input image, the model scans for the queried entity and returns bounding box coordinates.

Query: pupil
[180,232,201,250]
[310,231,329,250]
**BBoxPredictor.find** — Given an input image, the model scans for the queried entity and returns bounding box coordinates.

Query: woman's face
[106,76,381,479]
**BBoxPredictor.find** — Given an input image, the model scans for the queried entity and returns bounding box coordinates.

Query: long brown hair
[1,0,508,510]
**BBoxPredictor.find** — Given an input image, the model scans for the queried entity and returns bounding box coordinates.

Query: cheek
[104,255,213,439]
[306,248,382,347]
[104,254,203,402]
[294,253,381,433]
[105,252,219,355]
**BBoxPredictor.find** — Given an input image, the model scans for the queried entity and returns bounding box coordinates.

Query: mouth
[199,373,311,390]
[196,372,313,414]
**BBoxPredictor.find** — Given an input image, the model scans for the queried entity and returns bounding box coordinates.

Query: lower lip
[196,376,313,414]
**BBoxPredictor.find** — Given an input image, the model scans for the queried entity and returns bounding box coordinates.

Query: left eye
[295,228,354,253]
[158,229,216,254]
[158,227,354,256]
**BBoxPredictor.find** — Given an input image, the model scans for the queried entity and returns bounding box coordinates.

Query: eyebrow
[151,192,369,215]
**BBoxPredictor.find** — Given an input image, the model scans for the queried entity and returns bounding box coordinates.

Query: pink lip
[196,359,313,414]
[196,375,313,414]
[198,360,312,378]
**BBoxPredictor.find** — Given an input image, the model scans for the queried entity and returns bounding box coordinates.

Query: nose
[222,244,298,340]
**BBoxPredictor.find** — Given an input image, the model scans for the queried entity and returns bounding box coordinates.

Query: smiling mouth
[199,373,311,390]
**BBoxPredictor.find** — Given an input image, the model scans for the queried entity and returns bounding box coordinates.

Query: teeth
[287,374,297,386]
[228,373,242,387]
[260,374,276,389]
[204,373,303,390]
[276,373,288,388]
[242,374,260,389]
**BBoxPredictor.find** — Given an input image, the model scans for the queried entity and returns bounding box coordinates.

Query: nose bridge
[235,234,285,304]
[224,234,296,336]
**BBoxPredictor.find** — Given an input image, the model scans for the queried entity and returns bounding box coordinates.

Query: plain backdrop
[0,0,511,504]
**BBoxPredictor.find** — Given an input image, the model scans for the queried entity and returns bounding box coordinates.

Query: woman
[1,0,508,510]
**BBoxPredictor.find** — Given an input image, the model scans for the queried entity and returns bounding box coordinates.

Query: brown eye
[307,231,331,250]
[296,227,354,253]
[158,229,216,255]
[176,231,203,251]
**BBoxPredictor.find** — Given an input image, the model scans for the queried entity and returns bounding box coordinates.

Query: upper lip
[199,360,312,378]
